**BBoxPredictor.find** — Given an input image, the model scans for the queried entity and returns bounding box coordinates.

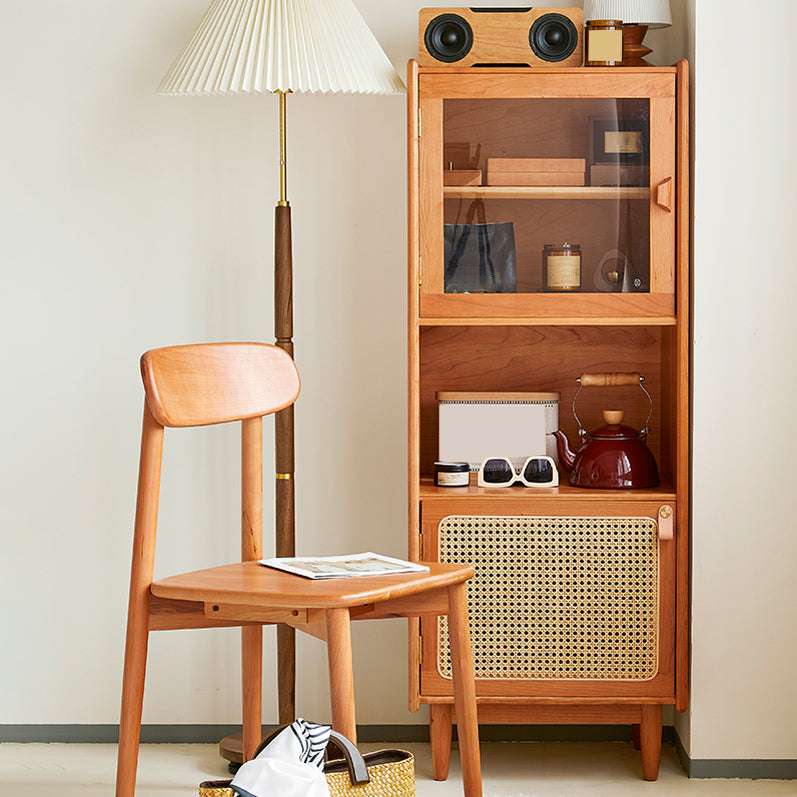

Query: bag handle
[325,730,370,785]
[250,726,370,786]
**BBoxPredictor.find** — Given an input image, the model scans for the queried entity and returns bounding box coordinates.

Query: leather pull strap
[324,730,370,785]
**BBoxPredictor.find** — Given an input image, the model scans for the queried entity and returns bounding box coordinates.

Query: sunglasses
[477,456,559,488]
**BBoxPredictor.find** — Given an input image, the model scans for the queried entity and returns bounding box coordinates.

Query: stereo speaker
[419,7,583,68]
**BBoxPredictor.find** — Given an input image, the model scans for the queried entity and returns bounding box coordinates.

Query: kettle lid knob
[602,409,624,425]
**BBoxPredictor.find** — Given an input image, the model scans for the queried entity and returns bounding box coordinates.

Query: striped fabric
[288,718,331,769]
[230,718,332,797]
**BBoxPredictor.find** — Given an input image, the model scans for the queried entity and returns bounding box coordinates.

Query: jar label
[436,471,470,487]
[587,29,623,63]
[546,255,581,289]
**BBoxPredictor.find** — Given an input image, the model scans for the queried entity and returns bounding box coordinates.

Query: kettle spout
[550,430,576,472]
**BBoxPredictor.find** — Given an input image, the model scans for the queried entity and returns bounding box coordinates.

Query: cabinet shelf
[444,186,649,200]
[418,291,676,324]
[419,478,676,502]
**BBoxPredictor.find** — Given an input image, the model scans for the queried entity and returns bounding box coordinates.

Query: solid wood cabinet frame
[407,60,690,782]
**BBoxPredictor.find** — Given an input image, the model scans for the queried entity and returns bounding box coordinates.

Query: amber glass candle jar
[585,19,624,66]
[543,243,582,291]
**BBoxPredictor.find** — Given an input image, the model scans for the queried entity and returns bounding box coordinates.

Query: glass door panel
[415,73,677,320]
[442,97,651,296]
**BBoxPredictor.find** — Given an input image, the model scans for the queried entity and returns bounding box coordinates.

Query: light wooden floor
[0,740,793,796]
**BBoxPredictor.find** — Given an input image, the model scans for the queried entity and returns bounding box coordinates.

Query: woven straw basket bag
[198,729,414,797]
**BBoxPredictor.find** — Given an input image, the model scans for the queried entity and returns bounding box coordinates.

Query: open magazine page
[258,552,430,580]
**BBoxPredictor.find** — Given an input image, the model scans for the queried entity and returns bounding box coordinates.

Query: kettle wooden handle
[579,372,641,387]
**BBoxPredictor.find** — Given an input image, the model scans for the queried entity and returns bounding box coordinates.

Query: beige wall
[685,0,797,761]
[2,0,795,765]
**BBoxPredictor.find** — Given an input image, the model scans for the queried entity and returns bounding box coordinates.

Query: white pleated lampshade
[583,0,672,28]
[158,0,404,96]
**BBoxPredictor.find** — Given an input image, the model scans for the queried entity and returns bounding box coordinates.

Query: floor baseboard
[0,723,634,745]
[1,724,793,779]
[666,727,797,780]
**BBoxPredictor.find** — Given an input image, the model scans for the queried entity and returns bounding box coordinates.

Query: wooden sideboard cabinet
[406,59,690,781]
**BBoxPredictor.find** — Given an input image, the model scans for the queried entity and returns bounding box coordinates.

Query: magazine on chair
[258,552,430,580]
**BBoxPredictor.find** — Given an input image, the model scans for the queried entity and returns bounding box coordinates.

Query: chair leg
[447,582,483,797]
[117,407,163,796]
[115,611,150,797]
[325,608,357,744]
[430,703,453,780]
[241,625,263,761]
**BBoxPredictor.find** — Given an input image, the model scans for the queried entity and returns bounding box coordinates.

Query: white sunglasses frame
[477,455,560,487]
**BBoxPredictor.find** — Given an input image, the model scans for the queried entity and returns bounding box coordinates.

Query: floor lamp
[157,0,403,759]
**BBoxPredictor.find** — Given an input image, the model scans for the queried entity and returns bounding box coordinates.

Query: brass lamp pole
[273,89,296,722]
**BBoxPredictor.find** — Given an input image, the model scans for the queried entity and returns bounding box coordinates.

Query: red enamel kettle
[551,372,660,489]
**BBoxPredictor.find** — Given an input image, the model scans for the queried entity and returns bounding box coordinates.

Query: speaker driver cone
[424,13,474,63]
[529,13,579,62]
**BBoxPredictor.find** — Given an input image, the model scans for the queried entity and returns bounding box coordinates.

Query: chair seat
[152,560,474,609]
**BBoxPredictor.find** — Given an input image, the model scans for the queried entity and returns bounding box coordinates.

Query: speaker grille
[436,515,659,681]
[528,13,579,62]
[423,13,474,63]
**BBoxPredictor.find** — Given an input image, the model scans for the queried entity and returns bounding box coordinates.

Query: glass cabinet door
[417,71,677,320]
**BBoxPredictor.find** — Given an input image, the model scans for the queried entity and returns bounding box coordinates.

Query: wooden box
[443,169,482,186]
[487,157,586,187]
[590,163,650,187]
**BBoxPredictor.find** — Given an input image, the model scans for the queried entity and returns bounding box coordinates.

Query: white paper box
[437,392,560,472]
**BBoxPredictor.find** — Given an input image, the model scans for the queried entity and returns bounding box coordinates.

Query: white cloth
[231,718,332,797]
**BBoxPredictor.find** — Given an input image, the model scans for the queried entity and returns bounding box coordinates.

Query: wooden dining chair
[115,342,482,797]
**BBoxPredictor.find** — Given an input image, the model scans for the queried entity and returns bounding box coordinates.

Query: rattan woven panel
[437,515,659,681]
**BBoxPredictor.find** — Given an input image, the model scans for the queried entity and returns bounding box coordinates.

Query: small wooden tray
[444,169,482,186]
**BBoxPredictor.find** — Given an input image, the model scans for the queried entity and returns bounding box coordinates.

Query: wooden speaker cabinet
[406,60,690,781]
[419,8,584,68]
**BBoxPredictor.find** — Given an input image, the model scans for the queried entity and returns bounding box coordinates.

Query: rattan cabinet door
[419,499,676,700]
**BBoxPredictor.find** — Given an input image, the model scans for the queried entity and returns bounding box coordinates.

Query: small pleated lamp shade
[583,0,672,28]
[158,0,404,96]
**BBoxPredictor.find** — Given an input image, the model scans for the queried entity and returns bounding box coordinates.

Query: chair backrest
[140,342,300,427]
[130,342,299,582]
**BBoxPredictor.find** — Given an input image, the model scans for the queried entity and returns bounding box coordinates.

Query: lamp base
[220,732,244,771]
[622,24,653,66]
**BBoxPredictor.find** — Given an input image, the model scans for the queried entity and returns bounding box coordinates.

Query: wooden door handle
[656,177,673,212]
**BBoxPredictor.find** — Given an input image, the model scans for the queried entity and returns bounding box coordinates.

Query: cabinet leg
[430,704,453,781]
[632,723,641,750]
[640,705,662,781]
